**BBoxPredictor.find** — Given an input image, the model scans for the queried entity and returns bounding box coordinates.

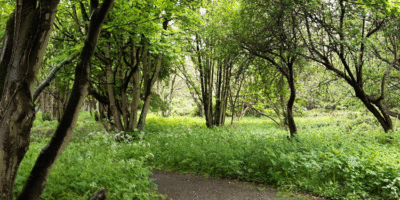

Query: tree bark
[136,19,169,131]
[355,88,393,132]
[286,64,297,138]
[196,34,214,128]
[105,46,124,132]
[213,60,232,126]
[0,1,60,199]
[88,189,107,200]
[40,88,54,120]
[128,69,141,130]
[229,72,245,124]
[32,53,78,102]
[121,44,143,131]
[138,53,162,131]
[17,0,114,199]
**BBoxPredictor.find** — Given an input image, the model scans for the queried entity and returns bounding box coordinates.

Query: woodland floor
[150,170,325,200]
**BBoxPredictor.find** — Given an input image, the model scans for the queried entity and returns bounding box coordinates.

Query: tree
[177,59,204,117]
[0,0,114,199]
[184,0,242,127]
[300,0,397,132]
[0,1,61,198]
[236,0,303,137]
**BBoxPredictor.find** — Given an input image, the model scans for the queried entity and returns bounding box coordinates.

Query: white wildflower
[90,182,97,188]
[128,159,135,166]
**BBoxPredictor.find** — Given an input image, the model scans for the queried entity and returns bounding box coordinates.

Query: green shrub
[190,106,201,117]
[141,115,400,199]
[15,131,162,200]
[42,112,52,121]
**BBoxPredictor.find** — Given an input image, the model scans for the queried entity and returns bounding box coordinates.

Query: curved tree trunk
[286,64,297,138]
[0,2,60,199]
[355,88,393,132]
[17,1,114,199]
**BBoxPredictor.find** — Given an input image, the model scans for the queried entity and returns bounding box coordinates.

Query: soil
[149,170,319,200]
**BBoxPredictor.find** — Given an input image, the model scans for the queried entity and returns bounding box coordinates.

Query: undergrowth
[143,114,400,199]
[19,111,400,199]
[15,112,161,199]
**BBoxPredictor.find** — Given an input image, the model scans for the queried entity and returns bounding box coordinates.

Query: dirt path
[150,170,279,200]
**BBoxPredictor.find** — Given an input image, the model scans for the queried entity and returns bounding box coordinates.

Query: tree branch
[33,53,78,102]
[244,102,281,126]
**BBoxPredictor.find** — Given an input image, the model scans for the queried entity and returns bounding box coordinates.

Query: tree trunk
[121,87,129,129]
[33,53,78,102]
[105,47,124,132]
[167,75,177,117]
[17,1,114,199]
[286,64,297,138]
[213,59,232,126]
[355,88,393,132]
[88,189,107,200]
[188,90,203,117]
[53,97,63,122]
[196,34,214,128]
[40,88,54,120]
[138,91,152,131]
[213,62,223,126]
[230,95,235,125]
[138,53,162,131]
[0,2,60,199]
[128,70,140,130]
[178,62,204,117]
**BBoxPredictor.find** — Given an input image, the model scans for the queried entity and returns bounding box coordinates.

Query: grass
[16,110,400,199]
[15,112,161,200]
[143,113,400,199]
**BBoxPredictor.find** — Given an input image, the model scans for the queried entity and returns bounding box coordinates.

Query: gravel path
[149,170,278,200]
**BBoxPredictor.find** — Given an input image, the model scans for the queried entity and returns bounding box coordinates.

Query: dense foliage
[19,111,400,199]
[2,0,400,199]
[143,114,400,199]
[16,112,160,199]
